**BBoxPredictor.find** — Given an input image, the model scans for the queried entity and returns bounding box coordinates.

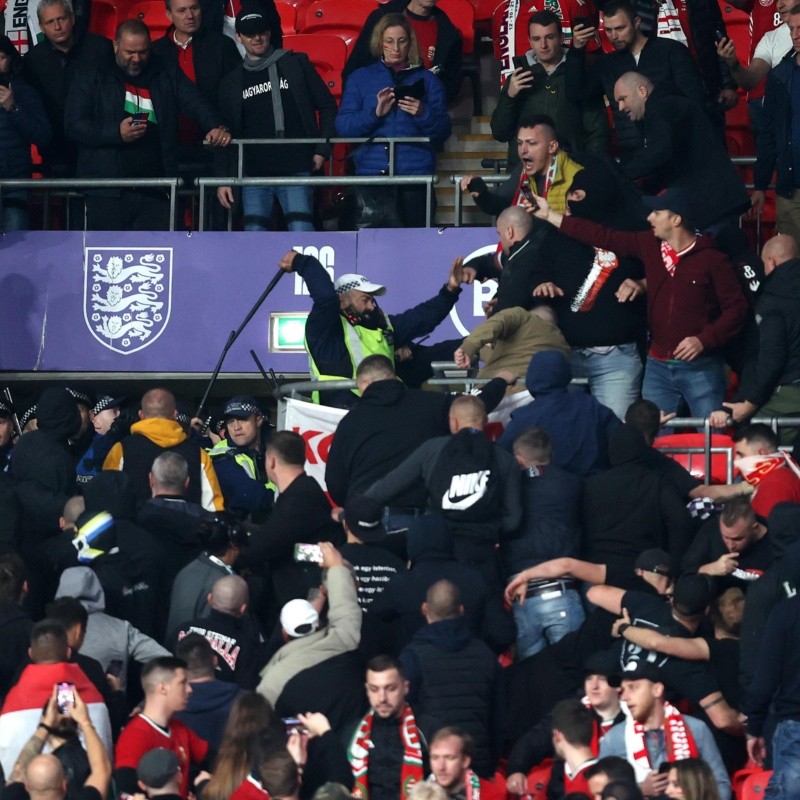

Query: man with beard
[64,18,231,230]
[428,728,481,800]
[279,250,468,408]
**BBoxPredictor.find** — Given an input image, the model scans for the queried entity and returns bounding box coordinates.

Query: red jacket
[560,216,747,359]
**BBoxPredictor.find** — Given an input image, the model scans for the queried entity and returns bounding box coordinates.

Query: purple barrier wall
[0,229,497,373]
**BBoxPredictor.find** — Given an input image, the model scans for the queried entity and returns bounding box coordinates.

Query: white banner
[282,398,346,493]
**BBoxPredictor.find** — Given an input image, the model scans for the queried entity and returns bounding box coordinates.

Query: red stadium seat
[739,770,773,800]
[88,0,118,39]
[653,433,736,485]
[298,0,379,55]
[122,0,169,37]
[275,0,297,35]
[282,33,347,102]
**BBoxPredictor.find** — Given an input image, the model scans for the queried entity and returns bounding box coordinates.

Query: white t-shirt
[753,23,792,66]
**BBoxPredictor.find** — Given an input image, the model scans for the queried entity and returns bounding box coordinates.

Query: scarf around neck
[243,47,288,136]
[623,701,699,782]
[349,705,424,800]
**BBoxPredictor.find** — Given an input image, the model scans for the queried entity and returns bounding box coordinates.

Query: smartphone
[56,682,75,714]
[714,28,727,44]
[0,75,10,88]
[294,543,323,563]
[573,14,595,29]
[395,79,425,101]
[107,659,124,678]
[282,717,309,735]
[131,112,148,125]
[467,176,487,193]
[519,183,538,209]
[658,762,672,774]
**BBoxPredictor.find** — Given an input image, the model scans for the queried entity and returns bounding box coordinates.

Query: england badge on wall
[83,247,173,354]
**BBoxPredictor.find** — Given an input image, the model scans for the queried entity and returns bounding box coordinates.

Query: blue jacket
[497,350,620,476]
[0,75,51,179]
[756,54,800,198]
[335,60,451,175]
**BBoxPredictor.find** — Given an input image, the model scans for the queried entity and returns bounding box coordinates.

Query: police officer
[207,396,273,521]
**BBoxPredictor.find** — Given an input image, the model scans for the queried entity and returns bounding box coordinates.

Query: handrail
[0,177,183,231]
[196,174,438,231]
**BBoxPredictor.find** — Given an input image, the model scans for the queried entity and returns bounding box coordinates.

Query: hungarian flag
[124,84,158,124]
[0,662,113,776]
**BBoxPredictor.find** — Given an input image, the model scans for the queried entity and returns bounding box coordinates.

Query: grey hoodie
[56,567,169,689]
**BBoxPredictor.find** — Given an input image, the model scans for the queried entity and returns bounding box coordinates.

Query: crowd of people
[2,0,800,798]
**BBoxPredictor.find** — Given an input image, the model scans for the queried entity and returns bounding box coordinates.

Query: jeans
[570,343,643,420]
[766,719,800,800]
[642,354,726,420]
[242,172,315,231]
[512,587,585,659]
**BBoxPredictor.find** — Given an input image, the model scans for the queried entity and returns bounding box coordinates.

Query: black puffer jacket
[736,258,800,407]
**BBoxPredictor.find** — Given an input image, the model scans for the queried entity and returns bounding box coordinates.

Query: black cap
[584,650,619,678]
[642,187,694,221]
[672,574,713,617]
[66,388,94,408]
[137,749,180,789]
[235,10,269,35]
[0,399,12,419]
[618,661,664,684]
[343,494,386,543]
[634,548,672,576]
[91,395,125,416]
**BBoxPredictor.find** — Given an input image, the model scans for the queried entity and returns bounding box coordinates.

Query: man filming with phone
[4,684,111,800]
[257,541,364,738]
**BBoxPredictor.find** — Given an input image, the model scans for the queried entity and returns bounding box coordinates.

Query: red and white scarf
[623,702,699,782]
[349,705,424,800]
[736,452,800,487]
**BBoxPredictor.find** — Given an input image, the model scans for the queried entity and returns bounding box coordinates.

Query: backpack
[428,429,501,524]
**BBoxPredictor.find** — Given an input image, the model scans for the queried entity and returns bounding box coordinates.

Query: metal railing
[196,174,438,231]
[0,178,183,231]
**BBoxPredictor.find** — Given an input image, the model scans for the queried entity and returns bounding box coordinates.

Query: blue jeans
[570,343,643,420]
[242,172,315,231]
[512,587,585,660]
[642,354,726,420]
[767,720,800,800]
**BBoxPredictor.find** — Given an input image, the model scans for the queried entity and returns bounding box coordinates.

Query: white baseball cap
[333,274,387,296]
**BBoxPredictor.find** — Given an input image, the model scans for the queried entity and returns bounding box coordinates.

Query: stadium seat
[298,0,379,55]
[275,0,297,35]
[739,770,773,800]
[653,433,736,485]
[437,0,481,113]
[122,0,169,37]
[88,0,118,39]
[282,33,347,102]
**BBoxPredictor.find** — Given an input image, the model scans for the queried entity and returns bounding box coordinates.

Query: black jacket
[621,84,750,229]
[502,464,582,578]
[215,51,338,175]
[172,609,267,689]
[565,36,706,160]
[22,31,114,174]
[151,26,241,110]
[64,53,221,184]
[0,602,32,702]
[343,0,463,102]
[582,426,693,577]
[400,618,502,777]
[325,378,506,508]
[736,258,800,407]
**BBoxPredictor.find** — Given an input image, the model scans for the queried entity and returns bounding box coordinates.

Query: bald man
[399,580,502,778]
[711,235,800,438]
[171,575,267,689]
[613,70,750,230]
[104,388,223,511]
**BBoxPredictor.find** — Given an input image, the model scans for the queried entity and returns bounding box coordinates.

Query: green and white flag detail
[124,85,158,123]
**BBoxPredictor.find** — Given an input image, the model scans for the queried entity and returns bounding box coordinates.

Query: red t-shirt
[230,776,271,800]
[406,12,438,69]
[115,715,209,799]
[745,0,783,59]
[564,759,599,796]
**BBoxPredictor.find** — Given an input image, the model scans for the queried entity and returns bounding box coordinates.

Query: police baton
[194,268,285,421]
